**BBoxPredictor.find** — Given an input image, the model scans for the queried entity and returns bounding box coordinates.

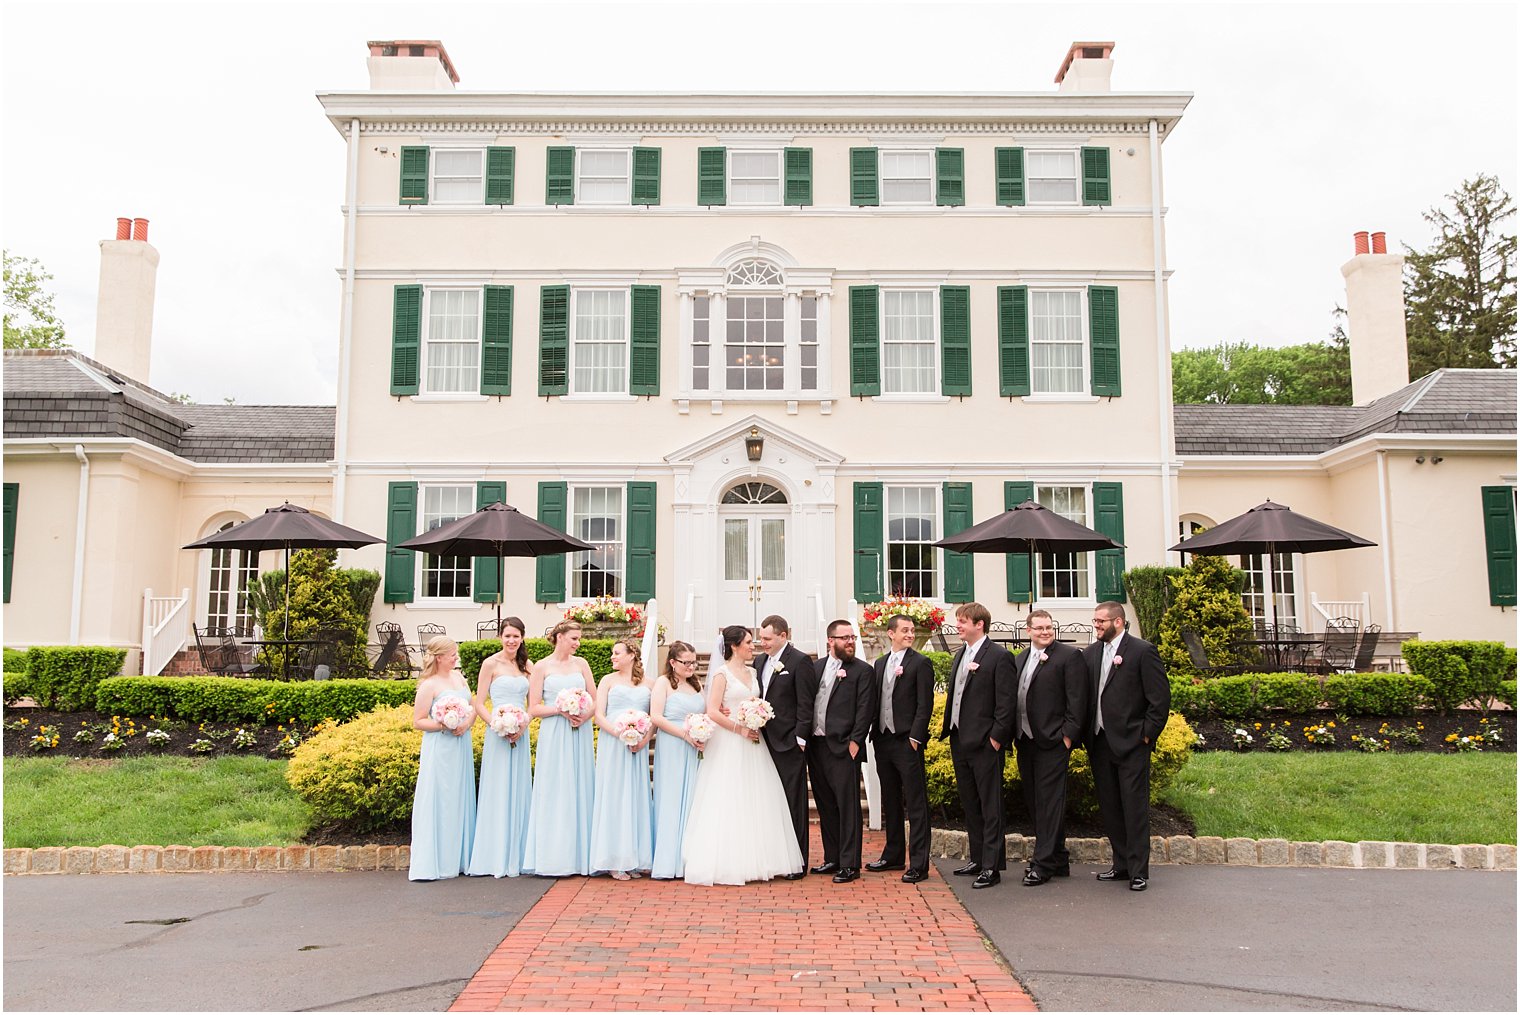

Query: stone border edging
[3,844,409,875]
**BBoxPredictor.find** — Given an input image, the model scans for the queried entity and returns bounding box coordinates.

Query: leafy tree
[247,550,376,678]
[1403,174,1516,375]
[1172,340,1351,405]
[3,251,68,349]
[1158,554,1254,676]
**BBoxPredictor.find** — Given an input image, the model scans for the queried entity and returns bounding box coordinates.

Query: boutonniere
[967,662,980,672]
[1035,650,1047,663]
[894,665,905,677]
[773,665,788,678]
[1113,655,1124,667]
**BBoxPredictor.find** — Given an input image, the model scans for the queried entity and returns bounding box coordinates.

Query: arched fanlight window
[721,482,788,505]
[726,259,784,288]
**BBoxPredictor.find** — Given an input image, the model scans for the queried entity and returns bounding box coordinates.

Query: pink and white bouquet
[489,704,531,747]
[735,697,775,732]
[555,687,594,722]
[612,709,653,749]
[683,712,716,757]
[430,696,473,731]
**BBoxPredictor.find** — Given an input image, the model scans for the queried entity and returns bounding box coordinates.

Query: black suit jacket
[937,638,1015,747]
[797,655,876,761]
[754,641,814,751]
[1011,640,1088,749]
[870,646,935,745]
[1082,631,1170,755]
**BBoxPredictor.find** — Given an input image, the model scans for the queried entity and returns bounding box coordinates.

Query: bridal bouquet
[555,687,594,722]
[430,696,473,731]
[684,712,716,757]
[489,704,531,747]
[612,709,653,749]
[735,697,775,731]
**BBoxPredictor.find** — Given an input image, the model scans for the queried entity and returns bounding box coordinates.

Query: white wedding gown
[682,663,805,885]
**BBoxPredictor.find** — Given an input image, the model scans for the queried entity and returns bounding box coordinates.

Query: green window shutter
[995,147,1025,207]
[472,482,508,603]
[1482,486,1517,607]
[480,285,513,396]
[390,284,422,396]
[697,147,726,206]
[935,148,965,207]
[1005,481,1034,603]
[853,482,884,602]
[942,482,975,603]
[849,285,881,396]
[850,147,879,206]
[535,482,569,603]
[2,483,17,604]
[625,482,657,603]
[538,285,569,396]
[1088,285,1121,397]
[384,482,418,604]
[1093,482,1126,603]
[485,146,515,205]
[546,146,575,205]
[998,285,1030,397]
[1081,146,1111,206]
[783,147,813,206]
[632,147,661,206]
[399,146,429,204]
[629,285,661,395]
[940,285,971,396]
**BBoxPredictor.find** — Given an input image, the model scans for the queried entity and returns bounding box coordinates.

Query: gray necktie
[881,651,901,733]
[1096,639,1117,732]
[814,659,839,736]
[1018,650,1040,740]
[950,647,973,730]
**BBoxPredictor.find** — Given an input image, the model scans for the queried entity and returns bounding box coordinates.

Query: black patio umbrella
[184,502,383,640]
[933,499,1123,606]
[1168,500,1376,627]
[398,501,594,629]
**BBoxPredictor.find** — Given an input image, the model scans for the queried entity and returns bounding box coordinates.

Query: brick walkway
[451,832,1034,1012]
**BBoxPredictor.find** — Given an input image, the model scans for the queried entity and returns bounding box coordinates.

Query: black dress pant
[767,743,810,867]
[1014,736,1072,876]
[950,731,1006,871]
[808,738,863,869]
[874,733,930,872]
[1089,729,1153,878]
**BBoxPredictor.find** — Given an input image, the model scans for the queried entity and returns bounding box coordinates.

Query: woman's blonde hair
[421,636,459,678]
[616,637,645,685]
[548,619,581,648]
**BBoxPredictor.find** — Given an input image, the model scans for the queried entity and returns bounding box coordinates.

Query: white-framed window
[1027,150,1079,204]
[205,521,258,636]
[577,149,631,204]
[729,150,782,205]
[800,295,819,391]
[886,485,939,599]
[1030,290,1085,394]
[571,486,624,599]
[688,259,825,398]
[882,289,938,395]
[424,289,481,394]
[691,294,712,390]
[571,289,628,394]
[1241,552,1298,626]
[431,149,484,203]
[1037,486,1092,600]
[420,485,474,600]
[880,150,933,204]
[726,294,785,391]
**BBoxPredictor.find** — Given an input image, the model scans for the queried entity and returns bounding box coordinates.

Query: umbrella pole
[1264,542,1278,630]
[283,543,291,641]
[496,553,504,631]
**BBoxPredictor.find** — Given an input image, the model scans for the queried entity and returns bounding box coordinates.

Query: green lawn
[1163,752,1517,844]
[3,756,312,848]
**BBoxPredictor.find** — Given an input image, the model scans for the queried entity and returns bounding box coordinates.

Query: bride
[682,625,806,885]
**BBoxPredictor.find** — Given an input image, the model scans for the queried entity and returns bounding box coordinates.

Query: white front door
[718,506,789,631]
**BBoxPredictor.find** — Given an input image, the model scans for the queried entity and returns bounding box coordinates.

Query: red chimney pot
[1370,231,1387,254]
[131,218,149,242]
[115,218,132,240]
[1354,231,1370,255]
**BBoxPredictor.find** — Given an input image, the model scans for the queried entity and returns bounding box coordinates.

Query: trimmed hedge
[1500,680,1518,710]
[2,669,33,706]
[459,638,615,685]
[1167,670,1444,719]
[1402,640,1515,714]
[1323,673,1436,716]
[4,647,28,674]
[24,647,127,711]
[95,675,417,725]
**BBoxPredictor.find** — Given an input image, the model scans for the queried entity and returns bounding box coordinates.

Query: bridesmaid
[408,636,477,882]
[466,617,533,878]
[589,639,655,879]
[522,620,595,876]
[649,641,704,880]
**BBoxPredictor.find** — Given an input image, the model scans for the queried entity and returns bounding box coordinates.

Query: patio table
[1230,636,1324,673]
[244,639,327,680]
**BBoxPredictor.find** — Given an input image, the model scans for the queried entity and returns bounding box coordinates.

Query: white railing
[842,598,882,831]
[813,586,828,657]
[141,587,191,676]
[1310,593,1371,631]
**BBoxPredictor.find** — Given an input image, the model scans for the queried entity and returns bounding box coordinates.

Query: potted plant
[564,597,653,641]
[860,598,947,655]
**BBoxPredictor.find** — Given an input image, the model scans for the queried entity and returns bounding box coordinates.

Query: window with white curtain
[431,149,484,203]
[1027,150,1079,204]
[571,486,624,598]
[421,485,473,599]
[424,289,481,394]
[1030,290,1085,394]
[571,290,627,394]
[882,290,937,394]
[880,150,933,204]
[1037,486,1091,599]
[577,150,631,204]
[729,151,782,204]
[206,521,258,636]
[886,485,938,598]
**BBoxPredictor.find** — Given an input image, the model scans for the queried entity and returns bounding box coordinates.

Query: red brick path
[450,831,1035,1012]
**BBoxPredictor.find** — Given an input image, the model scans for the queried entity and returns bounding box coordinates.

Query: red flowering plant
[563,597,665,640]
[861,597,947,631]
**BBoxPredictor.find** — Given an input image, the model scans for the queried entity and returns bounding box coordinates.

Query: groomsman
[867,614,935,883]
[798,619,876,884]
[938,602,1015,888]
[1083,601,1170,892]
[1011,609,1088,886]
[754,614,814,879]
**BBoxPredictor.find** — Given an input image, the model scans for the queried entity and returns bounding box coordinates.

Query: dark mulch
[1188,710,1514,754]
[2,707,314,761]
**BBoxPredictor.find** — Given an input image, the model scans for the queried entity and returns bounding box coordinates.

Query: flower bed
[1189,712,1514,754]
[4,708,334,760]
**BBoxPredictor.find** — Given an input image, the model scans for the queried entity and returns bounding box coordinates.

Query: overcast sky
[3,0,1515,404]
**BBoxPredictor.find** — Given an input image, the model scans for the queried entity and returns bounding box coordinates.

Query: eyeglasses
[1091,617,1119,626]
[673,658,697,666]
[1028,625,1055,633]
[830,635,856,642]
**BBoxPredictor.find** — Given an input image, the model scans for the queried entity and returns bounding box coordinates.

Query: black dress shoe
[866,859,905,872]
[1129,877,1148,892]
[901,869,927,883]
[782,871,806,880]
[972,870,1001,888]
[1022,869,1051,886]
[832,868,859,883]
[1095,868,1130,882]
[810,861,839,875]
[952,861,981,877]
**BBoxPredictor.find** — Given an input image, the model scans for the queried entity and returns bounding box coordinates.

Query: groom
[798,619,876,884]
[754,614,814,879]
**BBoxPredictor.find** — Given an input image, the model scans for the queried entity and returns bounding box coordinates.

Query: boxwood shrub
[458,638,615,685]
[1402,640,1513,713]
[2,669,33,706]
[95,675,417,724]
[1323,673,1436,716]
[24,646,127,711]
[1203,674,1257,718]
[1254,672,1325,713]
[4,647,28,674]
[1499,679,1517,710]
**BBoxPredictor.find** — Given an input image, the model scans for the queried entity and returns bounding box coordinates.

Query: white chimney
[94,217,158,382]
[1342,230,1411,404]
[1055,41,1115,94]
[366,40,459,90]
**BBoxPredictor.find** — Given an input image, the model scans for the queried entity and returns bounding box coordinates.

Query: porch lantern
[745,426,764,462]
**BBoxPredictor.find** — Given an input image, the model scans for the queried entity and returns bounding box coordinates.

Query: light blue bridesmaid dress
[589,681,654,874]
[466,671,532,877]
[522,670,595,876]
[650,687,705,879]
[408,687,477,881]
